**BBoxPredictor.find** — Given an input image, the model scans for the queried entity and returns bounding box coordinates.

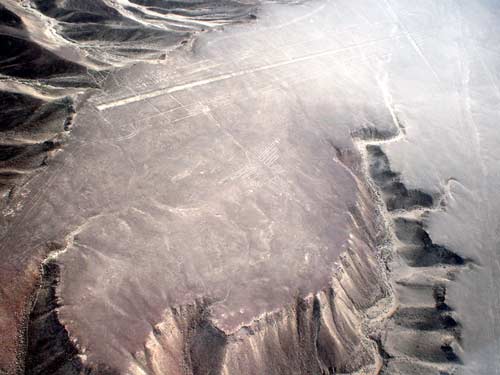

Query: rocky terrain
[1,0,500,374]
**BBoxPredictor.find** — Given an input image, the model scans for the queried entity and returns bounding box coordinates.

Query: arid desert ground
[1,0,500,374]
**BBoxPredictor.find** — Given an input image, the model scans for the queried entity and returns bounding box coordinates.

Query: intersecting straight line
[381,0,442,84]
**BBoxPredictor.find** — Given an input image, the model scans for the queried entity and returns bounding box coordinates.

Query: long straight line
[96,35,403,111]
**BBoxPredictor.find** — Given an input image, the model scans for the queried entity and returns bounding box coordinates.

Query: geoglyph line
[96,39,401,111]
